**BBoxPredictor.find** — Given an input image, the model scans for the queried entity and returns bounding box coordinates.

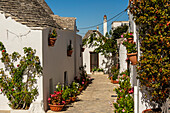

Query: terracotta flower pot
[67,50,73,56]
[81,48,85,52]
[113,80,119,84]
[127,37,133,43]
[71,97,76,102]
[65,99,70,105]
[127,52,137,65]
[49,104,64,112]
[111,77,114,83]
[49,38,57,46]
[142,109,162,113]
[79,86,84,92]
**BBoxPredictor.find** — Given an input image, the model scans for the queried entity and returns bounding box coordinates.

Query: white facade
[0,12,82,112]
[112,21,129,30]
[83,43,107,74]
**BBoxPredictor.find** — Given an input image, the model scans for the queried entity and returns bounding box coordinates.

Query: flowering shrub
[130,0,170,109]
[0,42,42,109]
[113,70,134,113]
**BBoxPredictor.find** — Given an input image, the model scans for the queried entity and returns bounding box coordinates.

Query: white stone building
[83,15,111,74]
[0,0,82,112]
[112,21,129,30]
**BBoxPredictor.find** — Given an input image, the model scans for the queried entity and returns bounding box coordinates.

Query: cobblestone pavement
[47,73,119,113]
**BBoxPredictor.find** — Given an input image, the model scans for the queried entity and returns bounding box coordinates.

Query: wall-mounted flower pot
[81,48,85,52]
[67,50,73,56]
[127,38,133,43]
[49,104,64,112]
[127,52,137,65]
[49,38,57,47]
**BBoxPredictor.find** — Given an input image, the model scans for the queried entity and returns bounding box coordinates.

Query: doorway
[90,52,99,72]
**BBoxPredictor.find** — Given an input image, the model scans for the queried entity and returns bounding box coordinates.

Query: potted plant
[48,83,65,112]
[122,32,134,43]
[123,40,137,65]
[67,44,73,56]
[62,86,71,105]
[48,29,57,47]
[0,42,43,111]
[111,66,119,84]
[70,82,79,102]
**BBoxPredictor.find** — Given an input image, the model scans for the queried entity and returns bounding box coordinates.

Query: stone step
[0,110,10,113]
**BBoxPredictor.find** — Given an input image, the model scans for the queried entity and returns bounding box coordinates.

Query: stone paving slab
[47,74,118,113]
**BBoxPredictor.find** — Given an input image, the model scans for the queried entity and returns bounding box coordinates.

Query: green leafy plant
[70,82,79,97]
[92,67,103,72]
[122,32,133,39]
[111,66,119,80]
[62,86,71,101]
[49,29,57,38]
[130,0,170,110]
[0,42,42,109]
[122,41,137,53]
[113,70,134,113]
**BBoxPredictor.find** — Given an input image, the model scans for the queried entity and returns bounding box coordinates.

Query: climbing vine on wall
[129,0,170,108]
[83,25,128,65]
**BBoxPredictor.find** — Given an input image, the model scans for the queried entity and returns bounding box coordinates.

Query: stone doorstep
[0,110,10,113]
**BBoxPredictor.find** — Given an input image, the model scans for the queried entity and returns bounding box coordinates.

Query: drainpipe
[134,18,139,113]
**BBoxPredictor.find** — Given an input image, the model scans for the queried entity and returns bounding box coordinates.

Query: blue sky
[45,0,129,37]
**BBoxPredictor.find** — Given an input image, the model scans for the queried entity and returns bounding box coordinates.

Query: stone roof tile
[51,15,76,31]
[83,30,103,39]
[0,0,62,29]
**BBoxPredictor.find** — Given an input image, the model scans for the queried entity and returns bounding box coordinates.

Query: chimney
[97,26,99,31]
[103,15,107,36]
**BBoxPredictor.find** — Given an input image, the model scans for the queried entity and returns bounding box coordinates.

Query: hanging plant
[49,29,57,47]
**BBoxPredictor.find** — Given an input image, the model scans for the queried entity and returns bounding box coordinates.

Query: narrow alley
[47,73,119,113]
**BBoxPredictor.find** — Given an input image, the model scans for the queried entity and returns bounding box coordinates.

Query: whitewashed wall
[42,28,78,111]
[0,13,43,110]
[0,13,82,112]
[75,34,82,77]
[119,43,127,73]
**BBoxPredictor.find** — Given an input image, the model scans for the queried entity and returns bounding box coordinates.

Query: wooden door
[90,52,99,72]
